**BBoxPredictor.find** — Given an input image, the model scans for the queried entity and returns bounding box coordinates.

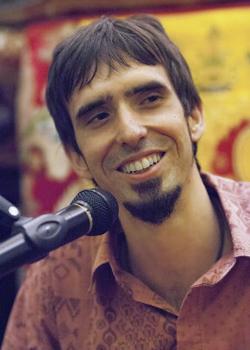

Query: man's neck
[118,170,229,310]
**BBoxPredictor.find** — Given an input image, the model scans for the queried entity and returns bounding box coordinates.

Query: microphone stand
[0,215,64,278]
[0,196,86,278]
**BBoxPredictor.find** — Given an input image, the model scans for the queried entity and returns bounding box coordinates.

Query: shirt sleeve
[1,259,60,350]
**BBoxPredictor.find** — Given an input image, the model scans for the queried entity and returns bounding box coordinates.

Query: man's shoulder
[206,173,250,200]
[206,173,250,227]
[25,233,109,290]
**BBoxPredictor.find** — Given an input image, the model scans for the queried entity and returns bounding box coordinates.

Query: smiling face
[67,62,204,222]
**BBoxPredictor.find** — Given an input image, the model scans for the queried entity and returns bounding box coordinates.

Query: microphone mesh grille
[71,188,118,235]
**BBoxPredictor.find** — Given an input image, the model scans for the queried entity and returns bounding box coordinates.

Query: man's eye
[88,112,109,125]
[141,94,162,105]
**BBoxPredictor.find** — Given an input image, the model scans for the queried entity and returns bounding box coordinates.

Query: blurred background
[0,0,249,344]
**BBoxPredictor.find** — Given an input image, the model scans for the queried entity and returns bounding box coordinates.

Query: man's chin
[130,178,161,198]
[123,185,181,225]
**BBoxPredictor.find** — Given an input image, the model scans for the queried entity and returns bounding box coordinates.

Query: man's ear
[187,105,205,142]
[65,147,92,180]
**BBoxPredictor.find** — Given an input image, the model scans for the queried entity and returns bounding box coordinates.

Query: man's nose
[115,106,147,147]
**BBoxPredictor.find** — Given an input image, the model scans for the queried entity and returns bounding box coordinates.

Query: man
[2,15,250,350]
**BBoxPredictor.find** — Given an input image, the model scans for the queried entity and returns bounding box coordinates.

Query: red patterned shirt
[2,174,250,350]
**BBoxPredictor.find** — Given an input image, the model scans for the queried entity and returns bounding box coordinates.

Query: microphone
[0,188,118,278]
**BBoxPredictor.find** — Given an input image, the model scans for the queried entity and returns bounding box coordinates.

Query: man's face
[68,62,203,217]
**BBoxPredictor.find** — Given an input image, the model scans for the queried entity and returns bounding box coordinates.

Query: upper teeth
[121,153,162,174]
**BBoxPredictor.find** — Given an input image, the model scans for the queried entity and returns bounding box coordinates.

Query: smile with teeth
[120,152,164,174]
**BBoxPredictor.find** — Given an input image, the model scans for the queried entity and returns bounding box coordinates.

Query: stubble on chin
[123,178,181,225]
[131,178,161,199]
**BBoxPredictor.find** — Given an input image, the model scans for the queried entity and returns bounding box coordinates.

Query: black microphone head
[71,188,119,235]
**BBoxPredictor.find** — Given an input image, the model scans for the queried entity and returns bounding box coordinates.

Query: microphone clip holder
[0,213,69,278]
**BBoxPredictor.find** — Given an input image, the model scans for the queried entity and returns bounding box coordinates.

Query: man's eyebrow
[74,82,168,120]
[75,96,110,120]
[125,81,168,97]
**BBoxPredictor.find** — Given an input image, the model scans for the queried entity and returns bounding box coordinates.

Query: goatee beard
[123,178,181,224]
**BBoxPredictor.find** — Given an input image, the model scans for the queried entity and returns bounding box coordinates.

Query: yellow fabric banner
[157,7,250,181]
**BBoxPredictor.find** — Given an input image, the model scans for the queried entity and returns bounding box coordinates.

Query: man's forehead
[71,62,171,104]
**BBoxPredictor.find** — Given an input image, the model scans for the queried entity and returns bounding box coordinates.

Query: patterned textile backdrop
[18,6,250,216]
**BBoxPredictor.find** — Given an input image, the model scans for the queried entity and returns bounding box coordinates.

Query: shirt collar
[202,173,250,258]
[90,220,126,289]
